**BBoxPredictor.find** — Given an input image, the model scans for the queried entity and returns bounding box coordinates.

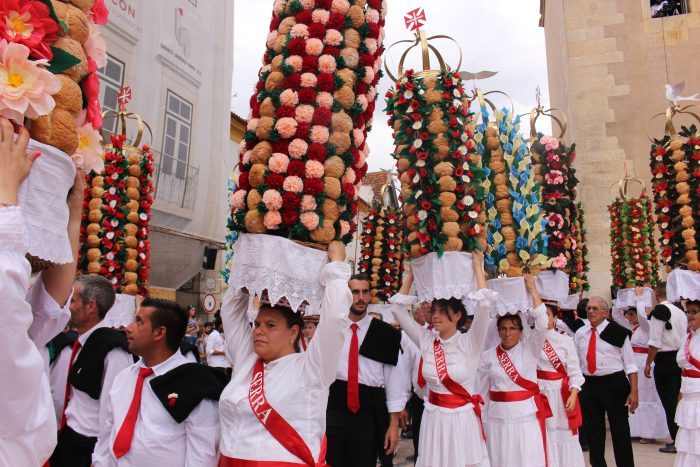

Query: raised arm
[389,265,424,348]
[634,286,651,334]
[465,250,497,357]
[220,285,254,372]
[611,305,632,330]
[304,241,352,386]
[524,274,548,357]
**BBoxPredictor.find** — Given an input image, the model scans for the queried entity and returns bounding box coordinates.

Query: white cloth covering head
[102,293,137,328]
[667,268,700,302]
[557,293,580,311]
[535,269,570,302]
[228,233,328,313]
[615,287,653,309]
[411,251,478,301]
[18,139,76,266]
[367,303,394,323]
[486,276,534,315]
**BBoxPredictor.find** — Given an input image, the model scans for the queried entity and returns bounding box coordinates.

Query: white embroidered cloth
[102,294,136,328]
[228,233,328,312]
[667,269,700,302]
[18,139,75,265]
[558,293,580,311]
[367,303,395,323]
[487,277,533,315]
[411,251,477,301]
[615,287,653,309]
[535,270,570,302]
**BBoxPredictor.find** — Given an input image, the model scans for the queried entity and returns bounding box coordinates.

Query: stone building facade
[539,0,700,297]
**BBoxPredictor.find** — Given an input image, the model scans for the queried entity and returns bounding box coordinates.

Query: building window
[161,91,192,180]
[97,54,125,135]
[651,0,690,18]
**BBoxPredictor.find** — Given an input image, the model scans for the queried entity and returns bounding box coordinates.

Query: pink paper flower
[544,170,564,185]
[365,8,380,23]
[266,30,278,48]
[272,0,286,15]
[331,0,350,14]
[364,38,378,55]
[340,220,350,236]
[312,9,330,24]
[551,254,567,269]
[295,104,314,123]
[288,139,308,159]
[279,89,299,107]
[300,72,317,88]
[275,117,298,139]
[363,66,375,85]
[231,190,247,210]
[546,212,564,229]
[84,20,107,68]
[0,40,59,123]
[241,150,252,165]
[310,125,329,144]
[90,0,109,25]
[262,189,283,210]
[290,23,309,39]
[305,38,324,56]
[301,195,317,212]
[283,175,304,193]
[353,129,364,146]
[540,135,560,151]
[343,167,356,184]
[357,95,368,111]
[318,54,337,73]
[300,0,315,9]
[285,55,302,72]
[247,118,259,132]
[0,0,58,61]
[324,29,343,46]
[264,210,282,229]
[300,211,320,230]
[269,153,290,174]
[305,160,324,178]
[72,111,104,173]
[316,92,334,109]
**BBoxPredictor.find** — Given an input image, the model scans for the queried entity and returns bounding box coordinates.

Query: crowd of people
[2,117,700,467]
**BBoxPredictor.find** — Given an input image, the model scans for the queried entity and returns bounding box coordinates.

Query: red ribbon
[496,346,552,466]
[632,346,648,354]
[685,334,700,371]
[682,369,700,378]
[433,339,485,440]
[219,456,326,467]
[541,339,583,435]
[248,358,326,467]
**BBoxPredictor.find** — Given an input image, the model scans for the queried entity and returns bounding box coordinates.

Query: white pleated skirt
[630,353,670,439]
[416,401,490,467]
[538,382,585,467]
[484,413,553,467]
[675,391,700,467]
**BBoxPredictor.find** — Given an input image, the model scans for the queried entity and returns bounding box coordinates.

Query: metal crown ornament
[384,28,463,81]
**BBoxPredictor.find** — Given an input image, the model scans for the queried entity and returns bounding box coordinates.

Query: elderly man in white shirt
[575,296,639,467]
[93,298,224,466]
[205,320,231,375]
[644,281,688,454]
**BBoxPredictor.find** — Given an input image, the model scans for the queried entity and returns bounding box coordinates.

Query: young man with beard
[93,298,225,466]
[326,274,407,467]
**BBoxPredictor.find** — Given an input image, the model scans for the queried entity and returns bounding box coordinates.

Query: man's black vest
[359,318,402,366]
[68,328,130,399]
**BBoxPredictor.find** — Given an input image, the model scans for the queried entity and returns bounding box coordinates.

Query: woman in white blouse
[611,287,669,442]
[217,241,350,466]
[390,252,493,467]
[537,303,585,467]
[477,275,553,467]
[675,299,700,467]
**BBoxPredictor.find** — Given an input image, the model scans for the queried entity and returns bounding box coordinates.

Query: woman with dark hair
[184,305,199,346]
[217,241,351,466]
[537,304,585,466]
[389,251,494,467]
[611,287,668,442]
[675,299,700,466]
[477,275,552,467]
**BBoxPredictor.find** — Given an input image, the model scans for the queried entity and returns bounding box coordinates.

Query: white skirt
[417,401,490,467]
[537,381,585,467]
[675,391,700,466]
[629,353,669,439]
[485,413,554,467]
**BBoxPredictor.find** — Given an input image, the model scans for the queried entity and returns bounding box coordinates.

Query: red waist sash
[536,370,562,381]
[219,456,326,467]
[541,339,583,435]
[632,346,648,354]
[682,369,700,378]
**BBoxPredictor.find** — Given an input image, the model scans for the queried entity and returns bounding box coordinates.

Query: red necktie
[347,323,360,414]
[427,325,433,331]
[113,367,154,458]
[417,357,426,389]
[587,326,597,374]
[59,340,82,430]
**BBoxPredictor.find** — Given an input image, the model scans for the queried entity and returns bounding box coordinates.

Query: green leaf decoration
[46,46,81,74]
[38,0,67,32]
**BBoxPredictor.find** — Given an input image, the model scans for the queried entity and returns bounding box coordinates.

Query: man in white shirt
[51,275,134,466]
[205,320,231,376]
[326,274,406,467]
[645,281,688,453]
[93,298,224,466]
[575,296,639,467]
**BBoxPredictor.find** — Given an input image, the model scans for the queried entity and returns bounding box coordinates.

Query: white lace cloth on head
[18,139,75,265]
[615,287,653,309]
[411,251,477,302]
[667,269,700,302]
[102,294,136,328]
[536,270,570,302]
[367,303,395,323]
[228,233,328,312]
[486,277,533,315]
[558,293,580,311]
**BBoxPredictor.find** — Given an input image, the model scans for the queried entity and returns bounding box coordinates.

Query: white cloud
[231,0,551,171]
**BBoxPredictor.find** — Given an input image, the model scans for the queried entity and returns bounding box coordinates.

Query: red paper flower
[0,0,58,61]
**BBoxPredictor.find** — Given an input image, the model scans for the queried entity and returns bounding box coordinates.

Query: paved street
[391,433,677,466]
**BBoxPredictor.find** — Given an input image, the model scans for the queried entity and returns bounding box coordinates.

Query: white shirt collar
[137,350,189,377]
[352,313,372,331]
[77,319,110,346]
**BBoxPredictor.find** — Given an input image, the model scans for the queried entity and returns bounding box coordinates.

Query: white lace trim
[487,277,533,315]
[536,270,570,302]
[102,294,136,328]
[25,222,72,265]
[412,251,477,301]
[615,287,653,309]
[228,234,327,312]
[668,269,700,302]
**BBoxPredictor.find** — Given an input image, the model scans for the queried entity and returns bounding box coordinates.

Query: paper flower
[0,0,58,61]
[167,392,178,408]
[72,111,104,174]
[84,20,107,69]
[82,57,103,129]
